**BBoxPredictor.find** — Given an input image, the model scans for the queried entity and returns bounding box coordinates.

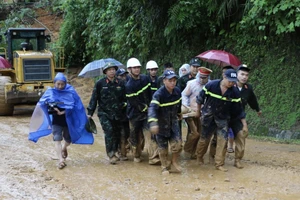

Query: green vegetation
[249,135,300,145]
[1,0,299,133]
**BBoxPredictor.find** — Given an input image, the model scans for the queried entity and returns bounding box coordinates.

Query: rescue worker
[195,69,247,172]
[146,60,160,96]
[230,64,262,168]
[125,58,152,163]
[182,67,212,159]
[148,70,182,175]
[116,68,130,160]
[87,63,126,164]
[116,68,130,82]
[145,60,161,165]
[209,65,235,163]
[157,62,175,87]
[177,57,201,91]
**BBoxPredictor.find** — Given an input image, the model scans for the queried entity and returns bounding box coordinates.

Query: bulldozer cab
[6,28,52,65]
[0,28,65,116]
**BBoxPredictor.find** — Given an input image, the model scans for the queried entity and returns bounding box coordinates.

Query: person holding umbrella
[87,62,126,164]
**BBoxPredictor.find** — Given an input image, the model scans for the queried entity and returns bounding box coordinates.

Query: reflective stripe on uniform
[151,87,158,91]
[151,97,182,107]
[203,86,241,102]
[126,83,151,97]
[148,118,158,122]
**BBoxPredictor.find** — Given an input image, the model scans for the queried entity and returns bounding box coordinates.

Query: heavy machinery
[0,28,65,115]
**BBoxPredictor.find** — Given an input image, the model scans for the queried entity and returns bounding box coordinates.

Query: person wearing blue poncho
[29,72,94,169]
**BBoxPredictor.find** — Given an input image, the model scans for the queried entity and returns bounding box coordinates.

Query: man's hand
[177,113,183,121]
[241,118,248,138]
[257,110,262,117]
[150,125,159,135]
[242,124,248,138]
[54,107,65,115]
[87,115,92,118]
[194,110,201,118]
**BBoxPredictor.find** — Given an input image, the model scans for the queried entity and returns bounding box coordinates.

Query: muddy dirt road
[1,74,300,200]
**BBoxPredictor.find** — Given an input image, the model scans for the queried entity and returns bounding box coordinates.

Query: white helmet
[127,58,141,68]
[146,60,158,70]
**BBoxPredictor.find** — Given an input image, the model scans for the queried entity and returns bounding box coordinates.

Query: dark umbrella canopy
[0,56,12,69]
[78,58,124,78]
[196,50,241,68]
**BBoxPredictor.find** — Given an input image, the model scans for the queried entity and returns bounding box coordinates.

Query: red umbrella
[196,50,241,68]
[0,56,12,69]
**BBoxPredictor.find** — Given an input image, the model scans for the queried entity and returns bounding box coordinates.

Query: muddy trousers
[156,127,182,170]
[144,130,160,164]
[128,119,147,158]
[196,118,228,167]
[184,117,201,156]
[229,119,248,162]
[99,115,121,158]
[235,130,248,160]
[197,134,227,167]
[120,121,130,157]
[158,140,182,170]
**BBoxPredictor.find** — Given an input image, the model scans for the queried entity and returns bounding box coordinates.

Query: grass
[249,135,300,145]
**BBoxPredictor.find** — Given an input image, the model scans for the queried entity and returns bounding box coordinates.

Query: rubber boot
[159,149,170,175]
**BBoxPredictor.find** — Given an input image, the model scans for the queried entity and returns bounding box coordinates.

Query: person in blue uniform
[148,70,182,175]
[195,69,247,172]
[125,58,152,163]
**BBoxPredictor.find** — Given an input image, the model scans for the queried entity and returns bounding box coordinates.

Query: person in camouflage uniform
[148,70,183,175]
[87,63,126,164]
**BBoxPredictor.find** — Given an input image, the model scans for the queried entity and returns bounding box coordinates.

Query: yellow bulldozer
[0,28,65,115]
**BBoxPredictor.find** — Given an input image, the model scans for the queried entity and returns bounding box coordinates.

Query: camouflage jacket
[87,77,126,120]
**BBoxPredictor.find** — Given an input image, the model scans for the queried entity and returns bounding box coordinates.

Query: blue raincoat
[28,73,94,144]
